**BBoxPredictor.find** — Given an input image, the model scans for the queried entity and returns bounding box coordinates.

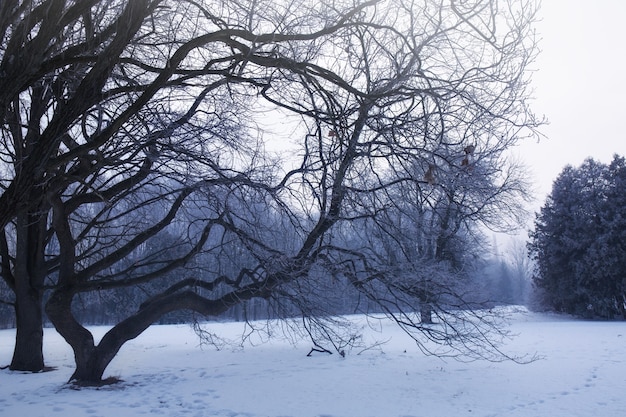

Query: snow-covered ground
[0,309,624,417]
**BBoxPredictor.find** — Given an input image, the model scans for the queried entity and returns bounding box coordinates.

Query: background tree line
[1,0,540,384]
[0,202,533,329]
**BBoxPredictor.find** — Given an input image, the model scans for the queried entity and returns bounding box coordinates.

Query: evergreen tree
[529,156,626,318]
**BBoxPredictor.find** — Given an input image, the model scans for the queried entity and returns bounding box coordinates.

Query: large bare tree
[1,0,165,371]
[0,0,375,373]
[0,0,541,383]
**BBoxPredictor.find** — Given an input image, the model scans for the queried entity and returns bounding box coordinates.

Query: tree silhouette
[1,0,541,383]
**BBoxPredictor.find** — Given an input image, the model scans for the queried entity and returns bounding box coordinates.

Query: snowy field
[0,309,624,417]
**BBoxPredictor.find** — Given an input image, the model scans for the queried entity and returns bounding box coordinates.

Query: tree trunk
[45,288,109,383]
[46,285,256,384]
[10,283,44,371]
[617,294,626,320]
[420,303,434,324]
[9,211,47,372]
[70,350,110,384]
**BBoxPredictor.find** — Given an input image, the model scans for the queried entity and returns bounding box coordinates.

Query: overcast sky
[516,0,626,206]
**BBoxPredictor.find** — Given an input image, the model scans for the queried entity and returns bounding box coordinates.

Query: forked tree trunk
[71,348,112,384]
[46,287,232,384]
[46,289,110,383]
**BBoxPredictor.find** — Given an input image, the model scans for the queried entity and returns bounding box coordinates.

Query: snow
[1,309,624,417]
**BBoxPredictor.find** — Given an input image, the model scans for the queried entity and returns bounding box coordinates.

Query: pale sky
[516,0,626,206]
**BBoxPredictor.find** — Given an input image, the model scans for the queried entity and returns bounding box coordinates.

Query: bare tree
[250,0,539,352]
[1,0,541,383]
[0,0,369,373]
[0,0,164,371]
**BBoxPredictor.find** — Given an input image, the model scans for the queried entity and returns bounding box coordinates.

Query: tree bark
[9,211,48,372]
[420,303,434,324]
[10,283,44,371]
[46,288,104,382]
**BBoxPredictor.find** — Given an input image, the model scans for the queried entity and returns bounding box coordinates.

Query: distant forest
[0,242,531,328]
